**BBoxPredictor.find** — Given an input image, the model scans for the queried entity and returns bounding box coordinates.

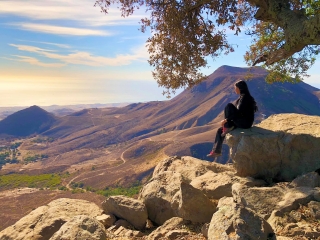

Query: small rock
[115,219,132,229]
[146,219,154,229]
[147,217,191,240]
[201,223,209,238]
[114,226,126,235]
[289,172,320,188]
[95,214,116,228]
[102,195,147,230]
[166,230,189,239]
[308,201,320,219]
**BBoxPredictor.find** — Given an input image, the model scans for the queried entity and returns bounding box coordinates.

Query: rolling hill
[1,65,319,188]
[36,65,320,151]
[1,65,319,233]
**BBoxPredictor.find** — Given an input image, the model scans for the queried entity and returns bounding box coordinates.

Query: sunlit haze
[1,0,319,107]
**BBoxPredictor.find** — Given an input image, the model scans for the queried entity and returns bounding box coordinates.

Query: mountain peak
[213,65,267,76]
[0,106,57,137]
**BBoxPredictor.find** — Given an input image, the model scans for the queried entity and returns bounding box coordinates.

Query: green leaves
[303,0,320,15]
[96,0,320,92]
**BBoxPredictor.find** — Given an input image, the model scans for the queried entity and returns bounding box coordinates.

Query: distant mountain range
[0,65,319,147]
[1,65,320,186]
[0,103,130,120]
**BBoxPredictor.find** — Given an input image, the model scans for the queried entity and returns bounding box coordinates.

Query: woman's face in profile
[234,85,240,94]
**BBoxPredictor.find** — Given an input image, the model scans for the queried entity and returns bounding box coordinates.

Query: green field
[0,174,61,189]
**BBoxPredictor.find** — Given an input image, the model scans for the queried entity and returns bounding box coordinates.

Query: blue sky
[0,0,319,107]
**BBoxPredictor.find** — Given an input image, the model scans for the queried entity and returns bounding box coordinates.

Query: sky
[0,0,319,107]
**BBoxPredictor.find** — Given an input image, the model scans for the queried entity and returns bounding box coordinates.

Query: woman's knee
[225,103,236,110]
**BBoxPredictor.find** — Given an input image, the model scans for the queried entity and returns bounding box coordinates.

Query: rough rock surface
[147,217,197,240]
[102,195,148,230]
[171,181,217,223]
[95,214,116,228]
[49,215,106,240]
[208,198,276,240]
[0,198,103,240]
[226,113,320,181]
[232,183,286,219]
[138,171,181,225]
[139,156,234,225]
[190,171,265,199]
[289,171,320,188]
[152,156,233,179]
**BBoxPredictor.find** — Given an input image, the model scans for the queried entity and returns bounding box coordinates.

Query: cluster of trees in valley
[0,142,21,169]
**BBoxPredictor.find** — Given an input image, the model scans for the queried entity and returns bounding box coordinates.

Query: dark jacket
[234,94,256,128]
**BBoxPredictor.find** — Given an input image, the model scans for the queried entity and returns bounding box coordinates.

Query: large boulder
[231,177,320,239]
[153,156,234,180]
[139,156,233,225]
[208,199,275,240]
[232,183,286,219]
[0,198,103,240]
[190,171,266,199]
[171,182,217,223]
[232,181,319,220]
[139,171,181,225]
[226,113,320,181]
[49,215,106,240]
[102,195,148,230]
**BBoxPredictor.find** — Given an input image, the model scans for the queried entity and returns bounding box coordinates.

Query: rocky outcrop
[152,155,233,178]
[0,198,103,240]
[102,195,148,230]
[190,171,266,199]
[231,183,286,219]
[139,156,235,225]
[226,113,320,181]
[1,156,320,239]
[139,156,266,226]
[208,198,275,240]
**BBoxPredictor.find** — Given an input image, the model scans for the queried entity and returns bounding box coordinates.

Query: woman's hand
[221,119,227,126]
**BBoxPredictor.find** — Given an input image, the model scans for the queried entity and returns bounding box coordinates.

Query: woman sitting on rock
[207,80,258,158]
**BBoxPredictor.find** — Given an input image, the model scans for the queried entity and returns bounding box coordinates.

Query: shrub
[97,182,142,198]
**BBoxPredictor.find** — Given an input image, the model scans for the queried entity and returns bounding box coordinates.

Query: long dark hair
[235,80,258,112]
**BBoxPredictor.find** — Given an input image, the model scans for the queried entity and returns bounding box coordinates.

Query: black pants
[212,103,250,153]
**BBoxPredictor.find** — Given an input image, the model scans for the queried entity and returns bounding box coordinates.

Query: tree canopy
[95,0,320,96]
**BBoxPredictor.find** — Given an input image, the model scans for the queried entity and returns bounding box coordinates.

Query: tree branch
[247,0,320,66]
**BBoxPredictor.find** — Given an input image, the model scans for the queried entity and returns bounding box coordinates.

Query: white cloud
[18,40,71,49]
[10,44,55,53]
[0,0,146,26]
[9,43,149,67]
[13,55,66,67]
[11,23,111,36]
